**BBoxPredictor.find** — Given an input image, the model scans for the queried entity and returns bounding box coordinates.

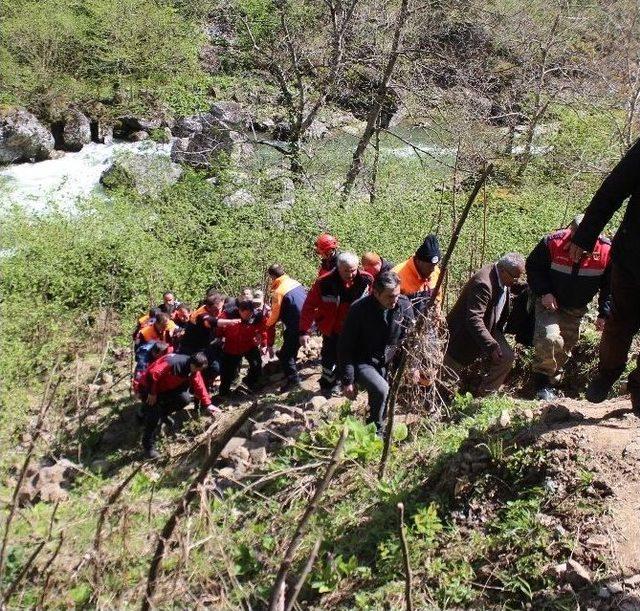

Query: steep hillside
[1,342,639,608]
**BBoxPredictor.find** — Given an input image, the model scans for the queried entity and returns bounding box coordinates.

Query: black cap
[415,234,441,264]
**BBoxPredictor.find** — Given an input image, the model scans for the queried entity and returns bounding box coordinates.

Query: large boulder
[114,115,164,140]
[171,101,254,170]
[62,109,92,152]
[209,101,250,127]
[170,122,249,169]
[100,152,183,195]
[0,108,54,164]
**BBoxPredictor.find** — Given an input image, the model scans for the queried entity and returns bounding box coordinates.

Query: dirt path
[537,397,640,574]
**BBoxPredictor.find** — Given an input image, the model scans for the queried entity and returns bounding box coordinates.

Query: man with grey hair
[445,253,526,396]
[526,215,611,400]
[338,271,415,432]
[300,251,373,397]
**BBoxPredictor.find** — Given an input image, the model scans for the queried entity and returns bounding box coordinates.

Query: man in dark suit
[338,271,415,432]
[445,253,526,396]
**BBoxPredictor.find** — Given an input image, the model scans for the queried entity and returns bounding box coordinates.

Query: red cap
[315,233,338,254]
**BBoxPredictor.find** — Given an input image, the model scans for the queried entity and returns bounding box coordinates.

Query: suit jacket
[446,264,511,365]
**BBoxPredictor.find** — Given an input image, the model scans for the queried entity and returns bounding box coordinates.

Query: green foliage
[310,554,371,594]
[412,502,443,543]
[0,0,211,116]
[313,416,382,462]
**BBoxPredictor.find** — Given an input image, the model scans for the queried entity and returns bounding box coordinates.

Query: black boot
[585,372,618,403]
[534,373,556,401]
[142,411,161,459]
[279,377,301,393]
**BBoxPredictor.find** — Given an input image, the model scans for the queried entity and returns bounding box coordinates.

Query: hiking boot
[279,378,301,394]
[585,375,614,403]
[321,383,341,399]
[143,446,161,460]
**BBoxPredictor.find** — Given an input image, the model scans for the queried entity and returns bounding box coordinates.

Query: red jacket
[141,353,211,407]
[300,268,373,336]
[526,228,612,316]
[218,317,268,355]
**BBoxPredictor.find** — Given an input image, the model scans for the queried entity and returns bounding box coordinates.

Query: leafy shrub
[0,0,211,116]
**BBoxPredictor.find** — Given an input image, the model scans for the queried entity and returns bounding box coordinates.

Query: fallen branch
[397,503,413,611]
[267,426,348,611]
[142,402,261,611]
[284,537,322,611]
[378,164,494,480]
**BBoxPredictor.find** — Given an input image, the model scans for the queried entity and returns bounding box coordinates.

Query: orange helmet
[315,233,338,255]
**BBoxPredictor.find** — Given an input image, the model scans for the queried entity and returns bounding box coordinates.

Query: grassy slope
[0,105,628,607]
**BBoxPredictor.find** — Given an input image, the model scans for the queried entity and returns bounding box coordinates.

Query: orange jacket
[267,275,303,327]
[138,320,177,344]
[392,257,441,304]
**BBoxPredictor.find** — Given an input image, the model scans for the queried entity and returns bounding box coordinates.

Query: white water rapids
[0,140,172,214]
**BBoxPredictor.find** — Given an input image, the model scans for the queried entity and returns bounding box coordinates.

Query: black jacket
[526,230,612,317]
[572,138,640,281]
[338,294,415,385]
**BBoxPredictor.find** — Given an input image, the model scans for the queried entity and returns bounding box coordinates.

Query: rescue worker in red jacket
[315,233,339,278]
[172,303,191,328]
[526,215,611,400]
[361,252,394,279]
[139,352,215,458]
[300,251,373,396]
[216,300,269,396]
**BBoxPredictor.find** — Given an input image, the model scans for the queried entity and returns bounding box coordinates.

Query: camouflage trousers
[532,299,587,381]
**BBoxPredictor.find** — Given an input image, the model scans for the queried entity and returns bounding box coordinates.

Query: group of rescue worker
[132,139,640,458]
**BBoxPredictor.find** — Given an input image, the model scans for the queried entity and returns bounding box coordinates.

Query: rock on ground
[62,109,91,152]
[0,108,54,164]
[100,153,182,195]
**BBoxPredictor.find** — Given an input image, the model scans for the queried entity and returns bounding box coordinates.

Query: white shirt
[494,265,507,323]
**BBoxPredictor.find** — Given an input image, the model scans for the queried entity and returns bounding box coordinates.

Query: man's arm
[190,371,212,407]
[299,278,321,335]
[464,280,498,353]
[572,139,640,252]
[266,290,283,327]
[525,238,553,296]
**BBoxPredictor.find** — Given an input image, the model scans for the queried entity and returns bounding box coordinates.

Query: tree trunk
[342,0,410,197]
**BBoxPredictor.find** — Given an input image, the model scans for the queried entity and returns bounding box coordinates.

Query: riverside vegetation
[1,0,639,608]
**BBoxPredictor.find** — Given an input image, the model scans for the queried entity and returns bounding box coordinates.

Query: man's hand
[343,383,357,400]
[299,334,311,348]
[596,317,606,332]
[567,241,588,263]
[541,293,558,311]
[491,345,503,364]
[147,394,157,406]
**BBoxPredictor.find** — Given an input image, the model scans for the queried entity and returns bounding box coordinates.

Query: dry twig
[397,503,413,611]
[267,425,348,610]
[142,402,261,611]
